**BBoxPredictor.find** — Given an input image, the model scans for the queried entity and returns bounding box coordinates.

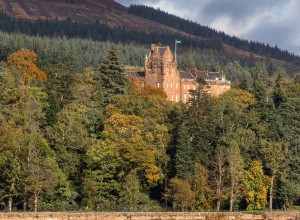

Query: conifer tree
[98,44,129,104]
[175,121,193,179]
[251,65,269,115]
[272,71,287,108]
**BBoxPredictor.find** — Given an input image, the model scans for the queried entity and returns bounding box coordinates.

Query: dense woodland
[0,12,222,52]
[0,12,300,212]
[129,5,300,64]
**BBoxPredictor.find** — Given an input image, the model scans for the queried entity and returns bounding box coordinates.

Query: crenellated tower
[145,44,181,102]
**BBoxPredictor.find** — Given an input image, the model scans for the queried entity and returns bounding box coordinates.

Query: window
[171,83,173,89]
[176,95,178,102]
[187,85,189,89]
[172,95,174,101]
[184,85,186,90]
[176,83,178,89]
[157,83,160,88]
[184,94,187,103]
[194,85,196,90]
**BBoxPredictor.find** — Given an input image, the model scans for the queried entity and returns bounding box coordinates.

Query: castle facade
[129,44,231,103]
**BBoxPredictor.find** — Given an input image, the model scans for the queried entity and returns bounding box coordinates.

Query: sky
[117,0,300,56]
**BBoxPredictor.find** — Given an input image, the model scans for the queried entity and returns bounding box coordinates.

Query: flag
[176,40,181,44]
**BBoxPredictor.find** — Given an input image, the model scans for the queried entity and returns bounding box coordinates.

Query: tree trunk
[34,191,38,212]
[8,182,15,212]
[23,189,27,212]
[269,174,274,211]
[216,161,222,211]
[230,176,235,212]
[229,187,234,212]
[23,199,27,212]
[216,199,220,212]
[213,148,225,212]
[8,197,12,212]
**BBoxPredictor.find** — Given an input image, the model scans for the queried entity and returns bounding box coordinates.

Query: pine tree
[272,71,287,108]
[98,44,129,104]
[175,121,193,179]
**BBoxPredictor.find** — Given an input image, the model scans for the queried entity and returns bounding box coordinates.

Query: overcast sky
[117,0,300,56]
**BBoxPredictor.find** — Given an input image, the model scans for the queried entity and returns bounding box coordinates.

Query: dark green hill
[128,5,300,65]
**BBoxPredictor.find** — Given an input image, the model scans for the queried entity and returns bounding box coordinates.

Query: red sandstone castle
[129,44,231,103]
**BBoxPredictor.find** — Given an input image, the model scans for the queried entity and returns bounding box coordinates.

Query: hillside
[0,1,300,213]
[128,5,300,75]
[0,0,187,35]
[0,0,300,75]
[0,0,127,18]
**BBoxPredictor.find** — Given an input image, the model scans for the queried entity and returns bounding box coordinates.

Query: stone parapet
[0,212,299,220]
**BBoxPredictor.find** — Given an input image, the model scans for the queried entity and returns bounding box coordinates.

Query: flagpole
[175,39,177,62]
[175,39,181,62]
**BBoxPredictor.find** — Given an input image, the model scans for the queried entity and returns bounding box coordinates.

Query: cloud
[116,0,300,55]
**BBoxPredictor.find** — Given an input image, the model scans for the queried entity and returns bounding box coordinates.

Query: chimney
[151,44,157,52]
[191,67,196,74]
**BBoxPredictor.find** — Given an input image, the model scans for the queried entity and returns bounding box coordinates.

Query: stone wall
[181,81,196,103]
[208,83,231,97]
[145,44,181,102]
[0,212,299,220]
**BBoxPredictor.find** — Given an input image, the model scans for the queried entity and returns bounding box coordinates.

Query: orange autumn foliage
[7,48,47,81]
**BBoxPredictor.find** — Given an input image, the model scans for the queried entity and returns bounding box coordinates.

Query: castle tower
[145,44,181,102]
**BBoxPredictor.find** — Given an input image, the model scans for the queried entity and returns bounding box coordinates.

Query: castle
[128,44,231,103]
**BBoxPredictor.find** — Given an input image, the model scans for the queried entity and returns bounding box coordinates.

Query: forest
[0,13,300,212]
[128,5,300,64]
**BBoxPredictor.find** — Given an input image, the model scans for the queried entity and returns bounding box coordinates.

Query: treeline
[0,31,282,83]
[128,5,300,63]
[0,45,299,212]
[0,12,222,51]
[0,31,148,70]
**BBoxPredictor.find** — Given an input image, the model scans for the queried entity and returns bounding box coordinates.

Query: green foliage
[272,70,287,108]
[192,163,214,210]
[227,142,245,212]
[277,80,300,208]
[244,160,270,210]
[98,44,129,104]
[186,82,213,165]
[83,140,120,210]
[175,121,193,179]
[119,170,158,211]
[0,25,299,211]
[129,5,300,63]
[169,178,195,211]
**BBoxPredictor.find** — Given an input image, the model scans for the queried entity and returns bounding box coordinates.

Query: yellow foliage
[101,113,164,184]
[244,160,270,210]
[220,88,256,108]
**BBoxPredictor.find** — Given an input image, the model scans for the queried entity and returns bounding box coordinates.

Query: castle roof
[126,71,145,78]
[191,69,224,81]
[179,71,196,80]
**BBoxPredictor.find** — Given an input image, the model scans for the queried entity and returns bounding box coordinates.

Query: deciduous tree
[7,48,47,82]
[244,160,270,210]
